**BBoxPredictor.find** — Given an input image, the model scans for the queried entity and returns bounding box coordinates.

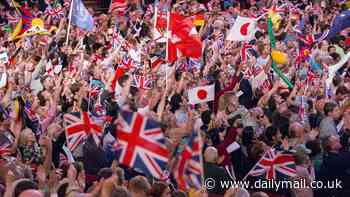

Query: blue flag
[71,0,94,31]
[327,9,350,39]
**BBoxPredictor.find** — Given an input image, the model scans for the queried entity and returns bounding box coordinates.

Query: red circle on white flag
[197,89,208,100]
[240,23,250,36]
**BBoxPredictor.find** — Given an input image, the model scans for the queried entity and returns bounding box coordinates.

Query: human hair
[306,139,322,158]
[264,126,279,146]
[322,136,333,153]
[110,186,131,197]
[148,181,169,197]
[323,102,337,116]
[172,190,187,197]
[128,176,151,194]
[115,167,125,186]
[242,126,255,147]
[56,181,69,197]
[97,168,114,181]
[336,85,348,96]
[13,179,38,197]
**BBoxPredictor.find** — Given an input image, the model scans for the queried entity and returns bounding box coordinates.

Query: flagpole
[196,128,205,189]
[154,5,158,30]
[65,0,74,46]
[165,11,170,90]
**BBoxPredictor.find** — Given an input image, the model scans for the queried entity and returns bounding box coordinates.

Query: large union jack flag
[115,111,169,179]
[64,112,103,152]
[173,130,203,190]
[247,148,296,180]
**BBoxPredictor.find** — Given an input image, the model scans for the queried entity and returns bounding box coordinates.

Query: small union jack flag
[173,130,203,190]
[23,107,41,136]
[262,4,285,14]
[115,111,169,179]
[131,75,154,90]
[247,148,296,180]
[64,112,103,152]
[112,32,131,50]
[109,0,128,13]
[0,133,12,157]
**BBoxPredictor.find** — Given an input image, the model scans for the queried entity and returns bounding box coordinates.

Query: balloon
[271,50,288,65]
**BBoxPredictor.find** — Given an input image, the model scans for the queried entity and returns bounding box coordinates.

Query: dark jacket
[316,152,350,197]
[204,162,233,195]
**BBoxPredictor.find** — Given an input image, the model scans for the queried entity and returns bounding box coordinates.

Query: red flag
[110,67,126,92]
[166,13,202,62]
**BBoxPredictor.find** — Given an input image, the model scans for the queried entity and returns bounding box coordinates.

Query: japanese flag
[227,16,257,41]
[188,84,215,105]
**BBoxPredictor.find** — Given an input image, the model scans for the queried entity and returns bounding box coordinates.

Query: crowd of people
[0,0,350,196]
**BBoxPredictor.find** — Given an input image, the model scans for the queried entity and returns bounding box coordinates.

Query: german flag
[193,13,204,27]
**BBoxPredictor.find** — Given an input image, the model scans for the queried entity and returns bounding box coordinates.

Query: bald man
[18,189,43,197]
[203,146,233,196]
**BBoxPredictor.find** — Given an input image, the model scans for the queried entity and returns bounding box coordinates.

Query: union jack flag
[121,56,137,70]
[6,12,20,24]
[173,130,203,190]
[112,32,131,50]
[145,4,154,18]
[0,133,12,157]
[109,0,128,13]
[296,31,329,47]
[150,56,163,72]
[64,112,103,152]
[23,107,41,136]
[262,4,285,14]
[247,148,296,180]
[115,111,169,179]
[131,75,154,90]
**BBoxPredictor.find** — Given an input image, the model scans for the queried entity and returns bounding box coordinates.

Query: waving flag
[112,32,131,50]
[150,56,164,72]
[64,112,103,151]
[227,16,257,41]
[188,84,215,105]
[71,0,94,31]
[246,148,296,180]
[10,6,33,40]
[173,130,203,190]
[296,31,329,47]
[167,13,202,62]
[23,107,41,136]
[131,75,154,90]
[109,0,127,13]
[0,133,12,157]
[193,13,204,27]
[327,9,350,39]
[115,111,169,179]
[154,8,168,42]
